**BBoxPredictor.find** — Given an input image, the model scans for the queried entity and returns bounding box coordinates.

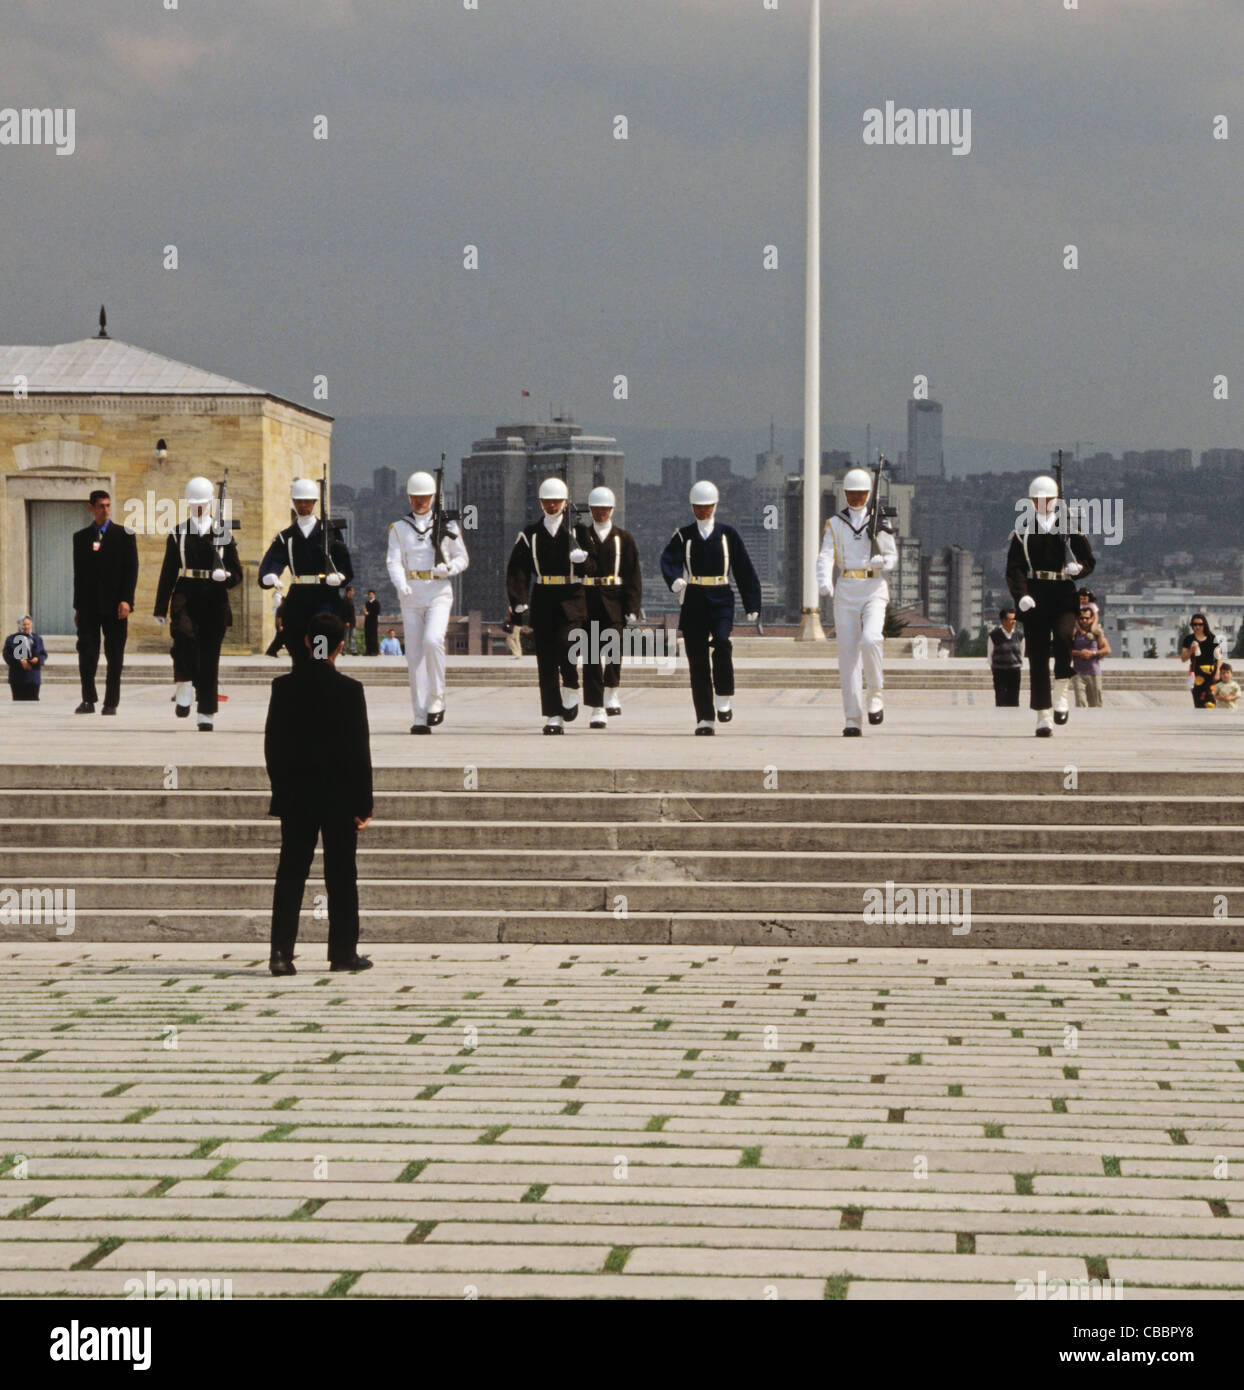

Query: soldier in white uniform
[817,467,898,736]
[386,471,469,734]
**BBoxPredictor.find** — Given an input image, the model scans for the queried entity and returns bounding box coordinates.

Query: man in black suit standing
[363,590,381,655]
[72,489,140,715]
[265,612,374,977]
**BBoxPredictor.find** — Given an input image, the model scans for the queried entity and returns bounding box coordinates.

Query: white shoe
[866,690,884,726]
[604,687,621,715]
[714,696,732,724]
[1036,709,1053,737]
[197,713,214,732]
[1052,678,1070,725]
[174,681,193,716]
[590,708,607,729]
[543,715,564,735]
[695,719,715,736]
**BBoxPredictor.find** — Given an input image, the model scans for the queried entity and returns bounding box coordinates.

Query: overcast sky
[2,0,1241,468]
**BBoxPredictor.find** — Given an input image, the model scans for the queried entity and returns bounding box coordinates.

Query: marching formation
[49,467,1105,741]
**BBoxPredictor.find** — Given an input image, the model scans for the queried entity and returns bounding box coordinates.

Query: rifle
[212,469,240,566]
[432,451,461,567]
[564,486,588,578]
[318,473,348,580]
[868,453,899,561]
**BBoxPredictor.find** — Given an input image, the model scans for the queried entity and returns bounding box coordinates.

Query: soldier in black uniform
[258,478,352,667]
[1006,475,1095,736]
[506,476,597,734]
[153,476,243,731]
[659,480,762,735]
[581,485,642,728]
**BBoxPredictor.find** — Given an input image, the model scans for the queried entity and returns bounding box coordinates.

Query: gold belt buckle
[407,569,435,580]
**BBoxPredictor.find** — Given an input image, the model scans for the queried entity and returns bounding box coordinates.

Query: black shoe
[101,705,118,716]
[411,723,431,734]
[606,706,621,717]
[868,710,884,726]
[1053,710,1069,726]
[427,710,444,727]
[543,723,564,735]
[843,726,862,737]
[269,953,296,977]
[1036,725,1053,738]
[716,708,733,724]
[175,703,191,718]
[74,701,95,715]
[197,721,214,732]
[695,724,715,736]
[330,955,373,973]
[561,703,579,722]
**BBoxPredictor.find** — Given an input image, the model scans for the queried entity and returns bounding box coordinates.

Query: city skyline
[2,0,1239,470]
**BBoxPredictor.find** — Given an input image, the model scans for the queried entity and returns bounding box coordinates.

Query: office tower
[907,398,944,479]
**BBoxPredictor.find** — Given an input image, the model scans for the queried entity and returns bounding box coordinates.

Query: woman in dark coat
[1180,613,1221,709]
[3,616,48,701]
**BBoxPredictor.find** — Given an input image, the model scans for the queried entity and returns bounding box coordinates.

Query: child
[1215,663,1239,710]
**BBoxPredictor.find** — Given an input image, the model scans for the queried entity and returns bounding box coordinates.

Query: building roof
[0,336,330,418]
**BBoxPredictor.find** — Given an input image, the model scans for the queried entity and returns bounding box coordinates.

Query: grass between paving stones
[396,1160,430,1183]
[839,1207,863,1230]
[823,1274,850,1300]
[739,1147,762,1168]
[324,1272,361,1298]
[72,1237,123,1271]
[521,1184,548,1203]
[604,1247,633,1273]
[206,1158,240,1181]
[259,1124,297,1142]
[1102,1156,1122,1177]
[847,1134,864,1149]
[122,1107,159,1124]
[406,1222,437,1244]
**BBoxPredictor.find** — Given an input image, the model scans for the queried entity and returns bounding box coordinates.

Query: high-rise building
[661,456,693,498]
[907,398,944,479]
[922,545,983,634]
[373,466,398,501]
[459,415,624,620]
[1201,449,1244,470]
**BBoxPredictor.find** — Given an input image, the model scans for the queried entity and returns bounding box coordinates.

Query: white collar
[410,509,433,528]
[543,512,564,535]
[187,512,212,536]
[296,514,317,536]
[847,506,868,525]
[1035,510,1057,533]
[593,520,613,541]
[696,518,715,540]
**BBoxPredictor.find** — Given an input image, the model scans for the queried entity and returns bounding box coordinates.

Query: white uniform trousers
[399,582,453,721]
[833,578,887,723]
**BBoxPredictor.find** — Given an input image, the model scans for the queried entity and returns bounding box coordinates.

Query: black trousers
[534,620,580,717]
[170,593,228,714]
[582,616,623,707]
[77,611,127,706]
[991,668,1021,706]
[1020,606,1077,710]
[364,617,379,656]
[682,610,734,723]
[9,682,39,701]
[270,813,360,963]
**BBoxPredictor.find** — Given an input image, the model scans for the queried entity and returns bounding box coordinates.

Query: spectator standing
[1071,609,1110,706]
[1181,614,1221,709]
[987,607,1024,706]
[72,489,139,715]
[1214,663,1239,710]
[379,629,402,656]
[363,590,381,655]
[3,616,47,701]
[342,585,357,654]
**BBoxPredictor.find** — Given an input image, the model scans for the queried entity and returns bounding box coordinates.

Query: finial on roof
[97,306,108,339]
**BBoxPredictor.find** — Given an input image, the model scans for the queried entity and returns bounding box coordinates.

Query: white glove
[514,604,528,615]
[1064,561,1083,578]
[671,578,687,595]
[883,554,898,572]
[569,547,588,565]
[1018,595,1036,612]
[154,615,166,626]
[325,572,345,587]
[398,583,412,599]
[260,572,278,588]
[210,567,228,583]
[432,562,452,579]
[818,584,832,598]
[625,613,639,624]
[745,612,759,623]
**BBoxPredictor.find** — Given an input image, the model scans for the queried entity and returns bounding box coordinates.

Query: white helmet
[1029,474,1059,500]
[406,470,436,496]
[290,478,319,502]
[538,476,569,501]
[689,480,719,506]
[588,486,615,508]
[842,467,872,494]
[184,476,214,505]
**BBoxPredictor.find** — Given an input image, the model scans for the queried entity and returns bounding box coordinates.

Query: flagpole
[798,0,825,641]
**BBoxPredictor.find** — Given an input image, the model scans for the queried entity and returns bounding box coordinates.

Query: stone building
[0,327,331,652]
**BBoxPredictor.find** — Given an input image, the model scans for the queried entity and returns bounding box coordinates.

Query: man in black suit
[265,612,374,977]
[72,489,140,715]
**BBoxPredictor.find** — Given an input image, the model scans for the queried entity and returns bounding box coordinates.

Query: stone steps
[1,765,1239,948]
